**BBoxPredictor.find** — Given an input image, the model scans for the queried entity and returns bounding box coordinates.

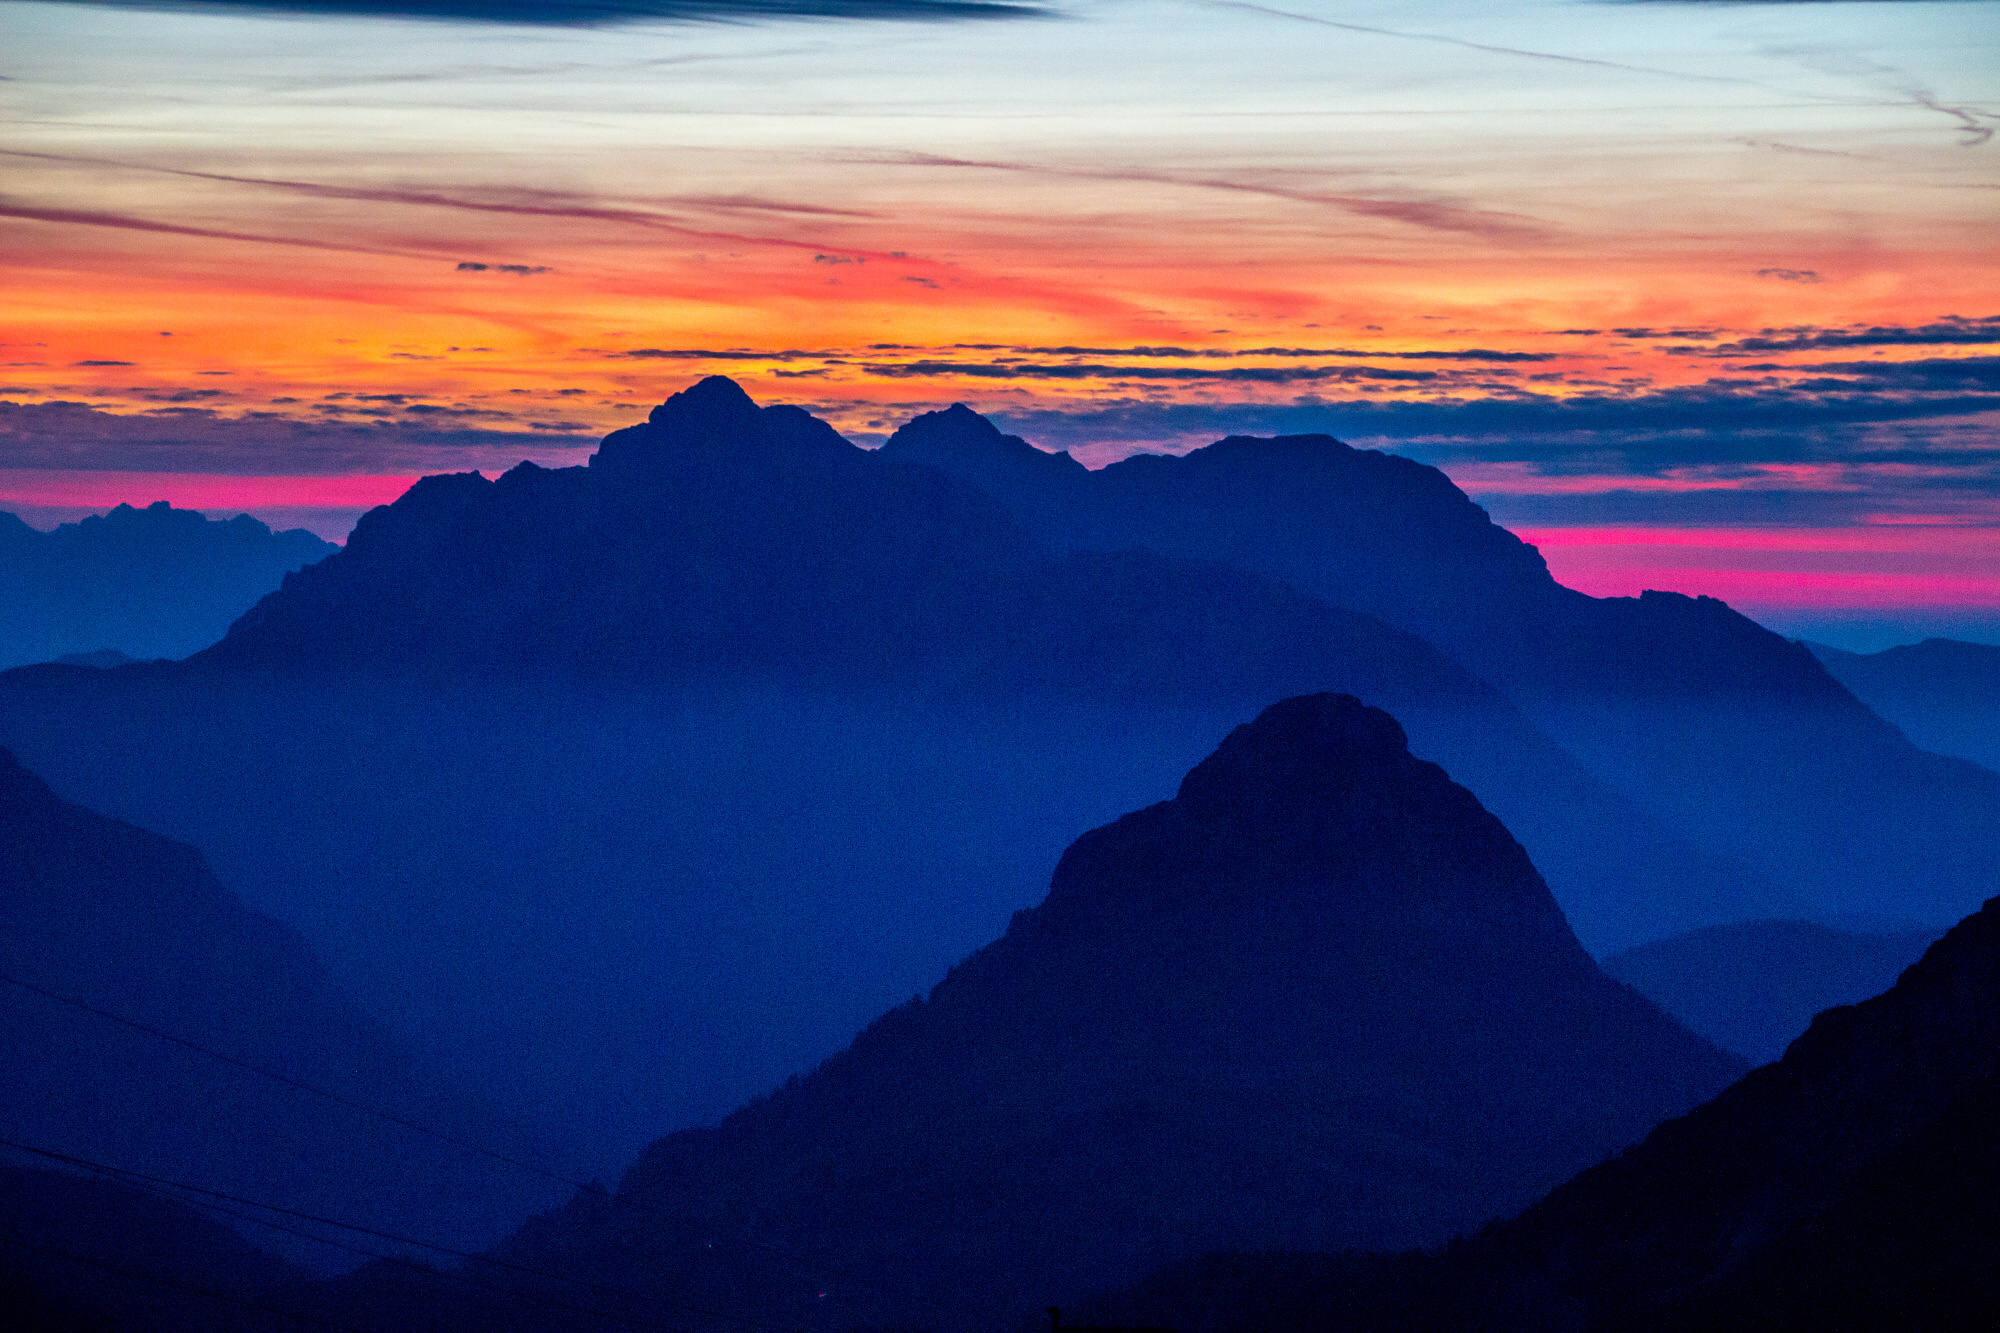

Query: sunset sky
[3,0,1995,647]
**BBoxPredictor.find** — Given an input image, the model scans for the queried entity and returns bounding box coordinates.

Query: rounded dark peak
[1034,692,1542,925]
[647,374,761,430]
[1176,692,1410,808]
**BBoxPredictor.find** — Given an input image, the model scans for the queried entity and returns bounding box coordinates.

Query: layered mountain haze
[1601,919,1947,1066]
[1086,891,2000,1331]
[883,404,2000,933]
[0,748,572,1270]
[0,375,1971,1188]
[1809,638,2000,773]
[0,502,336,670]
[186,377,1777,945]
[326,695,1743,1333]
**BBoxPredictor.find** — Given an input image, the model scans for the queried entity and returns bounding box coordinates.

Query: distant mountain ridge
[1601,919,1946,1065]
[1808,637,2000,772]
[322,695,1743,1333]
[879,400,2000,931]
[0,501,335,669]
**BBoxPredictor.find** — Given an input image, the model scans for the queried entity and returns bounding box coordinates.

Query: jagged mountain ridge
[321,695,1744,1333]
[879,402,2000,931]
[3,378,1761,952]
[0,501,334,670]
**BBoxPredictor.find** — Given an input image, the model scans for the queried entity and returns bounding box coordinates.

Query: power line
[0,970,585,1192]
[1,969,983,1322]
[0,1137,797,1333]
[74,1160,736,1320]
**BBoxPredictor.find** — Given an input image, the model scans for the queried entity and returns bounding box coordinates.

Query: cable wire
[0,1136,797,1333]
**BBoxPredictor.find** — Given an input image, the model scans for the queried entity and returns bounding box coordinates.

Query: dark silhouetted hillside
[1079,894,2000,1332]
[1809,637,2000,772]
[322,695,1741,1333]
[0,1164,306,1333]
[0,747,571,1272]
[1601,919,1945,1065]
[0,502,335,670]
[881,406,2000,933]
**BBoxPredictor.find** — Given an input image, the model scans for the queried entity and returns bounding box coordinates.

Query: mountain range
[0,502,335,670]
[1809,637,2000,773]
[879,402,2000,937]
[1,376,1989,1190]
[313,694,1744,1332]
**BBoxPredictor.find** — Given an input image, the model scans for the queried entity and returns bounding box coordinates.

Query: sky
[2,0,1996,649]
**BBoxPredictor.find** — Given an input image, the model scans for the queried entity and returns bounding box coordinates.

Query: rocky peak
[645,373,761,431]
[592,375,855,475]
[881,401,1087,476]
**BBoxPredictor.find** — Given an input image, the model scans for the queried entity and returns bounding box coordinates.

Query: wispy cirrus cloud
[0,200,428,259]
[1222,1,1999,146]
[0,149,898,264]
[872,151,1551,240]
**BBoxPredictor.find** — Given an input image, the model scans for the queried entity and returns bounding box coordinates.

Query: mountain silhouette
[323,695,1742,1333]
[1079,892,2000,1332]
[0,501,334,670]
[1808,637,2000,773]
[0,380,1778,1178]
[206,376,1032,680]
[880,405,2000,932]
[0,378,1806,1185]
[1600,919,1946,1064]
[177,377,1766,941]
[0,747,572,1271]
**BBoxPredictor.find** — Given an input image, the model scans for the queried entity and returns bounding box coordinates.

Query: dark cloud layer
[615,344,1555,364]
[1678,316,2000,356]
[862,360,1461,384]
[988,381,2000,481]
[56,1,1043,25]
[0,398,594,475]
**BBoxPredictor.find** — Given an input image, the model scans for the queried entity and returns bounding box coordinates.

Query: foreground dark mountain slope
[0,1164,308,1333]
[1809,637,2000,772]
[1082,894,2000,1333]
[0,502,334,670]
[324,695,1742,1333]
[0,748,569,1269]
[1602,918,1946,1064]
[880,405,2000,931]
